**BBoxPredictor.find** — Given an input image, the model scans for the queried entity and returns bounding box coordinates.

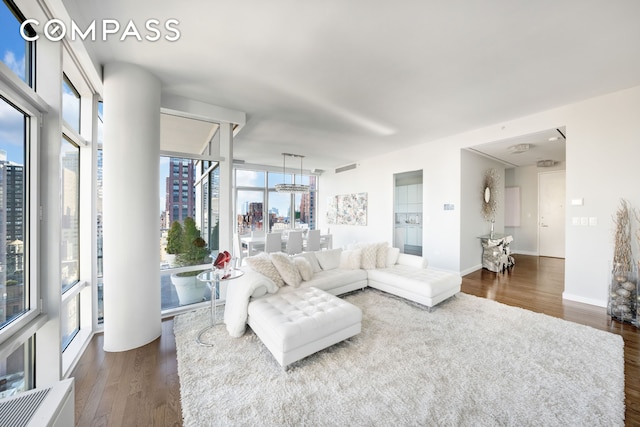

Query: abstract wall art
[327,192,368,226]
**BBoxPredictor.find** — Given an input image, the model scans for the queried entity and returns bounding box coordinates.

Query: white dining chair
[286,230,304,255]
[320,230,333,250]
[233,233,248,265]
[305,229,321,252]
[265,232,283,253]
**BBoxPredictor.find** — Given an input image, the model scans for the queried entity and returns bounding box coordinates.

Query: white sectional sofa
[224,243,462,339]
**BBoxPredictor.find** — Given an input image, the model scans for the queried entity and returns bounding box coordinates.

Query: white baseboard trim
[511,250,538,256]
[460,264,482,276]
[562,292,607,308]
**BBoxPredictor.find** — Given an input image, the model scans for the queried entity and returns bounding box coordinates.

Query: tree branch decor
[612,199,633,272]
[608,198,636,323]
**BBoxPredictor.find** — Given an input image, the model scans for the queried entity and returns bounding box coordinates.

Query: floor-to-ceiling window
[60,135,80,350]
[160,156,220,312]
[235,167,318,235]
[96,102,103,324]
[0,0,38,396]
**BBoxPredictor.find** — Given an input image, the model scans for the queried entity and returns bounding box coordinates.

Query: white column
[219,123,233,252]
[102,63,161,351]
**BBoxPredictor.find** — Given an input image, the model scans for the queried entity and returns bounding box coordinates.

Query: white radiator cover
[0,378,74,427]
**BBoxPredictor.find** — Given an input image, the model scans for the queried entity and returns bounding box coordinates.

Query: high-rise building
[165,158,196,225]
[0,151,26,323]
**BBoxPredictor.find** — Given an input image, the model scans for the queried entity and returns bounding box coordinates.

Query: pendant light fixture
[275,153,310,194]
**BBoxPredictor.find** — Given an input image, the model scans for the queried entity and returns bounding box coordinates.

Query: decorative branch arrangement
[608,198,637,323]
[481,168,499,222]
[612,199,633,272]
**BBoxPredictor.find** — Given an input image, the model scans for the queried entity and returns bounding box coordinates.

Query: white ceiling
[467,127,566,168]
[160,113,218,155]
[63,0,640,171]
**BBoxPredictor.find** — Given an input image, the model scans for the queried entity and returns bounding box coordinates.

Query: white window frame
[0,59,47,351]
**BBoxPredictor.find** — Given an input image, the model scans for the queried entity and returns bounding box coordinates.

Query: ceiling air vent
[335,163,357,174]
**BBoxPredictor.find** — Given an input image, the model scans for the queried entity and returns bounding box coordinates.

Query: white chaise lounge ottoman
[367,253,461,308]
[247,287,362,368]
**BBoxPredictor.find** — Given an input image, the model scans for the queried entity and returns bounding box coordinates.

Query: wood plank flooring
[71,254,640,426]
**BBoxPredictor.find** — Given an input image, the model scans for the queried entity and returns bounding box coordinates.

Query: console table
[478,234,515,272]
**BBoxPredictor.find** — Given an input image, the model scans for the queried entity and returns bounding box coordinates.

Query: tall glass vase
[608,262,637,324]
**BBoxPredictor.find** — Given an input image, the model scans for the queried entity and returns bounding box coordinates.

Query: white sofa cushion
[270,252,302,287]
[359,243,378,270]
[294,252,322,273]
[245,252,285,288]
[315,248,343,270]
[386,247,400,267]
[302,268,368,293]
[339,249,362,270]
[376,243,389,268]
[293,256,314,281]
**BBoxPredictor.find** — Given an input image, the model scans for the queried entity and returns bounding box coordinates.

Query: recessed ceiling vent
[335,163,357,173]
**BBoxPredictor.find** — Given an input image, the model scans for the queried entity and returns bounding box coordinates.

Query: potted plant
[165,220,183,266]
[170,217,211,305]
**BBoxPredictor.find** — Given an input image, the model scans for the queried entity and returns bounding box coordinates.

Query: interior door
[538,171,566,258]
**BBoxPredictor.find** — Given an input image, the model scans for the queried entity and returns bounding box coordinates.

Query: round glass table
[195,268,244,346]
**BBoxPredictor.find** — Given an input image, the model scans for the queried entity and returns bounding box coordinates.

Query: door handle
[541,224,549,227]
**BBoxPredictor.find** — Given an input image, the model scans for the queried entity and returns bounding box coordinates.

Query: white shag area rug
[174,290,624,426]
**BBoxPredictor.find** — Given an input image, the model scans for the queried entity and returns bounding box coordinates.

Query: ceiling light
[548,136,559,142]
[275,153,310,194]
[537,160,557,167]
[508,143,530,154]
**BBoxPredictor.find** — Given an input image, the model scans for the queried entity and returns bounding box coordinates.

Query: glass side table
[195,268,244,347]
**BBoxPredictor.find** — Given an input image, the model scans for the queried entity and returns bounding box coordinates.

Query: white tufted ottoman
[247,287,362,368]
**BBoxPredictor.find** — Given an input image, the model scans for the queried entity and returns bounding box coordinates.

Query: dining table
[241,232,332,255]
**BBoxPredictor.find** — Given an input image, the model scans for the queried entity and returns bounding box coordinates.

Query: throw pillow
[339,249,362,270]
[376,242,389,268]
[245,252,285,287]
[359,243,378,270]
[293,256,314,281]
[270,252,302,287]
[386,247,400,267]
[315,248,343,270]
[294,252,322,273]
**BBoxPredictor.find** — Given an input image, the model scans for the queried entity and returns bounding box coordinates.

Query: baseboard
[460,264,482,276]
[562,292,607,308]
[511,250,538,256]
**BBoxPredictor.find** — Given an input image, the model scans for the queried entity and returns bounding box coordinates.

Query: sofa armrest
[396,253,428,269]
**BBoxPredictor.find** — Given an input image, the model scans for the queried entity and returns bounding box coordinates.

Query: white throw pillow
[386,247,400,267]
[339,249,362,270]
[270,252,302,287]
[376,242,389,268]
[245,252,285,287]
[294,252,322,273]
[359,243,378,270]
[293,257,314,281]
[315,248,343,270]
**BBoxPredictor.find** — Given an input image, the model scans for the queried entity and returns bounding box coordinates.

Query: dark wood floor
[71,254,640,426]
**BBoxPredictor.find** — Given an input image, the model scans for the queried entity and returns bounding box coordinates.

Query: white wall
[459,150,505,274]
[319,140,462,272]
[504,162,566,255]
[320,85,640,306]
